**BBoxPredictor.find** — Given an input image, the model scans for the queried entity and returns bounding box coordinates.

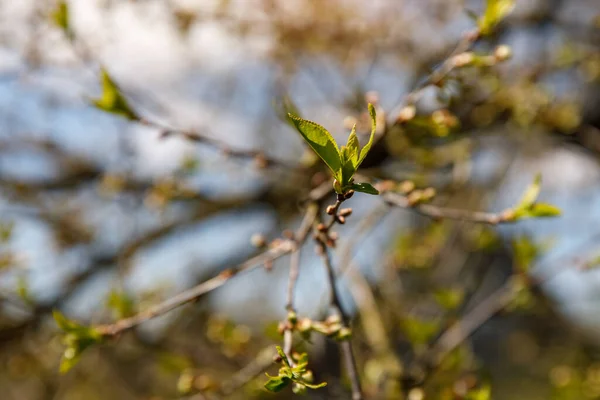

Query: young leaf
[478,0,515,35]
[357,103,377,167]
[349,182,379,195]
[53,311,103,373]
[517,173,541,210]
[345,125,360,166]
[340,146,357,187]
[527,203,561,218]
[264,375,291,392]
[288,114,342,180]
[91,68,139,121]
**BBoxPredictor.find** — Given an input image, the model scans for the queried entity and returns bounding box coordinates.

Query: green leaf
[91,68,139,121]
[478,0,515,35]
[527,203,561,218]
[349,182,379,195]
[288,114,342,180]
[357,103,377,167]
[264,375,291,392]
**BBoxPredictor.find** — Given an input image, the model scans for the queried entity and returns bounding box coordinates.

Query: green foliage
[478,0,515,36]
[510,174,561,221]
[264,346,326,393]
[53,311,103,373]
[91,68,139,121]
[288,104,379,195]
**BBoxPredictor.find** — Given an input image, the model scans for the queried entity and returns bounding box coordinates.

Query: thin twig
[220,346,276,396]
[96,203,319,336]
[316,239,363,400]
[381,190,510,224]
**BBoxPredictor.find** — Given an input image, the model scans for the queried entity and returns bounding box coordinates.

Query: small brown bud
[494,45,512,61]
[264,260,273,271]
[407,190,423,206]
[452,52,475,68]
[317,223,327,232]
[254,153,268,169]
[337,215,346,224]
[344,190,355,199]
[326,238,336,248]
[250,233,267,248]
[397,105,416,123]
[421,187,436,201]
[273,354,283,363]
[297,318,312,332]
[399,180,415,194]
[326,205,336,215]
[339,208,353,217]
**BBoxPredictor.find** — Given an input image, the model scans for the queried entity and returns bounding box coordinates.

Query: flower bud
[339,208,353,217]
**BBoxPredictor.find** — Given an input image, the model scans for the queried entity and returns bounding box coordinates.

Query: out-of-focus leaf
[51,1,73,39]
[434,288,465,310]
[510,174,561,221]
[517,174,542,210]
[478,0,515,35]
[91,68,139,121]
[53,311,103,373]
[106,289,136,319]
[400,316,441,346]
[527,203,562,218]
[467,383,492,400]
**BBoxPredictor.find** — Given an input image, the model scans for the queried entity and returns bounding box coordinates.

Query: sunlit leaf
[288,114,342,180]
[91,68,139,121]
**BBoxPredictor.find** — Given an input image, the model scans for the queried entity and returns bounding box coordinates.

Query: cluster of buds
[278,313,352,342]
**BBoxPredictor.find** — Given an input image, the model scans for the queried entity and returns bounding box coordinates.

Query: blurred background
[0,0,600,399]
